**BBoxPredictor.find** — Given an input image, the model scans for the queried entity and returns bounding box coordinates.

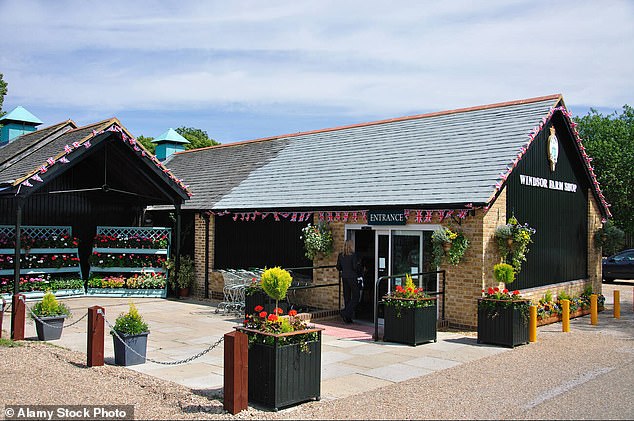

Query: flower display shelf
[238,327,322,411]
[0,226,82,295]
[88,226,170,298]
[477,298,529,348]
[1,289,84,301]
[383,298,437,346]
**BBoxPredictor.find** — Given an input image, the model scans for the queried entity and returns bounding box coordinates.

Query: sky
[0,0,632,144]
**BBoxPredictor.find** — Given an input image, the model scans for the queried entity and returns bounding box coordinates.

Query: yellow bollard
[590,294,598,325]
[614,290,620,319]
[529,305,537,342]
[562,299,570,332]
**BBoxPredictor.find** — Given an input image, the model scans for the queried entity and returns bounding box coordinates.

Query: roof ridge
[173,94,562,155]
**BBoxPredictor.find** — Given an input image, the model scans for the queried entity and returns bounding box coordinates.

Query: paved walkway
[3,283,630,402]
[2,295,511,401]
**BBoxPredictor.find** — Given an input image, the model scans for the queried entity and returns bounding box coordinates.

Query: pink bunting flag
[47,157,55,165]
[72,142,81,148]
[22,180,33,187]
[424,210,433,223]
[84,140,91,148]
[39,165,47,174]
[415,210,423,223]
[59,157,70,164]
[32,174,43,182]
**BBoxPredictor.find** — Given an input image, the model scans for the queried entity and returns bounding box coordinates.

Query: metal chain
[103,314,224,365]
[25,302,89,329]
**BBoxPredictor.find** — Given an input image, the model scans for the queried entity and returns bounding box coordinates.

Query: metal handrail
[373,270,446,341]
[283,264,341,311]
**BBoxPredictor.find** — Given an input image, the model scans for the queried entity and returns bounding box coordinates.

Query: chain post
[11,293,25,340]
[88,306,105,367]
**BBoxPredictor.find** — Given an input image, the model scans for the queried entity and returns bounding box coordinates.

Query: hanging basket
[442,242,452,253]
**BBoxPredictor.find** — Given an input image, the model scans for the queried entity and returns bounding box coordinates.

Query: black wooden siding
[214,217,311,270]
[506,112,590,289]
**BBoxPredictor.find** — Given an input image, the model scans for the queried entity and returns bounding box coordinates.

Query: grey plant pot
[112,331,149,366]
[34,315,67,341]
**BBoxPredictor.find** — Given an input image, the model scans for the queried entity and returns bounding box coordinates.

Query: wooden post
[562,299,570,333]
[590,294,598,325]
[529,305,537,342]
[614,290,620,319]
[11,293,25,340]
[87,306,105,367]
[223,330,248,415]
[0,298,5,339]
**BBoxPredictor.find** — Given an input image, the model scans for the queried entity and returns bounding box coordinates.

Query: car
[602,249,634,282]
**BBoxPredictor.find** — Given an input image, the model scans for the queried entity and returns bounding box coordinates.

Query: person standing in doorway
[337,239,360,324]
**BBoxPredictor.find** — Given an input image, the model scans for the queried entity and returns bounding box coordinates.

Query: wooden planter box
[537,306,604,326]
[383,298,437,346]
[244,290,288,317]
[34,315,67,341]
[239,327,322,411]
[477,299,529,348]
[112,331,149,366]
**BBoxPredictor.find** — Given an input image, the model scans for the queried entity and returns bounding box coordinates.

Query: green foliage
[595,220,625,256]
[493,263,515,285]
[112,302,148,335]
[574,106,634,240]
[169,255,195,289]
[0,73,7,118]
[260,267,292,302]
[431,227,469,267]
[31,291,71,318]
[301,222,334,260]
[494,216,535,274]
[558,290,572,301]
[136,135,156,154]
[0,338,20,347]
[176,126,220,150]
[543,289,553,303]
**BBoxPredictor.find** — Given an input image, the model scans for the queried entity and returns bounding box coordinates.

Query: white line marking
[524,367,614,409]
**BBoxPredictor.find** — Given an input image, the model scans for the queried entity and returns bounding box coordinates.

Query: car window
[615,251,634,261]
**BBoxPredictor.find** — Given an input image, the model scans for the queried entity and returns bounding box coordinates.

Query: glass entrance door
[391,230,422,288]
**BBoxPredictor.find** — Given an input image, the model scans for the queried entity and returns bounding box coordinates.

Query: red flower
[259,311,267,318]
[488,287,495,294]
[494,287,500,292]
[503,289,508,294]
[288,309,298,317]
[254,305,264,312]
[267,314,278,322]
[395,285,404,292]
[274,307,283,315]
[513,290,520,295]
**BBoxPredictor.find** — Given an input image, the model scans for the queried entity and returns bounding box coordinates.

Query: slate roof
[165,95,566,211]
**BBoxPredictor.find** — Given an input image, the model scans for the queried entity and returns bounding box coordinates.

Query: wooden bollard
[0,298,5,338]
[562,299,570,333]
[614,290,620,319]
[87,306,105,367]
[223,330,248,415]
[11,294,25,340]
[590,294,598,325]
[529,305,537,342]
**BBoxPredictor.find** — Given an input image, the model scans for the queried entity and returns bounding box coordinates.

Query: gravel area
[2,284,632,420]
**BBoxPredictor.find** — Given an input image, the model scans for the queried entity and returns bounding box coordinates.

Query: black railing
[283,264,341,311]
[373,270,446,341]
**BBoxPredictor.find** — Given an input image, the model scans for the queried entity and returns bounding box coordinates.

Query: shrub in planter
[111,302,149,366]
[382,274,437,346]
[478,287,529,348]
[493,263,515,286]
[167,256,195,297]
[31,291,71,341]
[240,267,322,410]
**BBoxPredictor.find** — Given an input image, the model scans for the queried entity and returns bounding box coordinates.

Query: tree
[574,106,634,242]
[175,126,220,150]
[137,135,156,154]
[0,73,8,117]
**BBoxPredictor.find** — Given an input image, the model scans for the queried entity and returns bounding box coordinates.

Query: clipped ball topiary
[493,263,515,285]
[260,267,293,310]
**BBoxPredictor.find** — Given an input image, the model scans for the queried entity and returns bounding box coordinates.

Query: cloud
[0,0,632,123]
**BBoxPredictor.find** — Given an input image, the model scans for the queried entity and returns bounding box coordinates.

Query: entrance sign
[368,210,406,225]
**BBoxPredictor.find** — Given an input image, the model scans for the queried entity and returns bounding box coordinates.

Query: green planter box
[477,298,529,348]
[383,299,437,346]
[242,328,322,411]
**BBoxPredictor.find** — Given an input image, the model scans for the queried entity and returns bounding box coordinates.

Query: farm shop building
[158,94,609,329]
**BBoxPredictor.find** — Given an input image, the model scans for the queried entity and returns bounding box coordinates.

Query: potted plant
[110,302,149,366]
[494,216,536,274]
[477,286,529,348]
[239,266,322,411]
[244,277,288,317]
[382,274,437,346]
[492,262,515,288]
[431,227,469,267]
[166,256,195,298]
[30,290,71,341]
[301,222,334,260]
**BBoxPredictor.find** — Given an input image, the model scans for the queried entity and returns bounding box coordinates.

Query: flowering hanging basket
[431,227,469,267]
[301,222,333,260]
